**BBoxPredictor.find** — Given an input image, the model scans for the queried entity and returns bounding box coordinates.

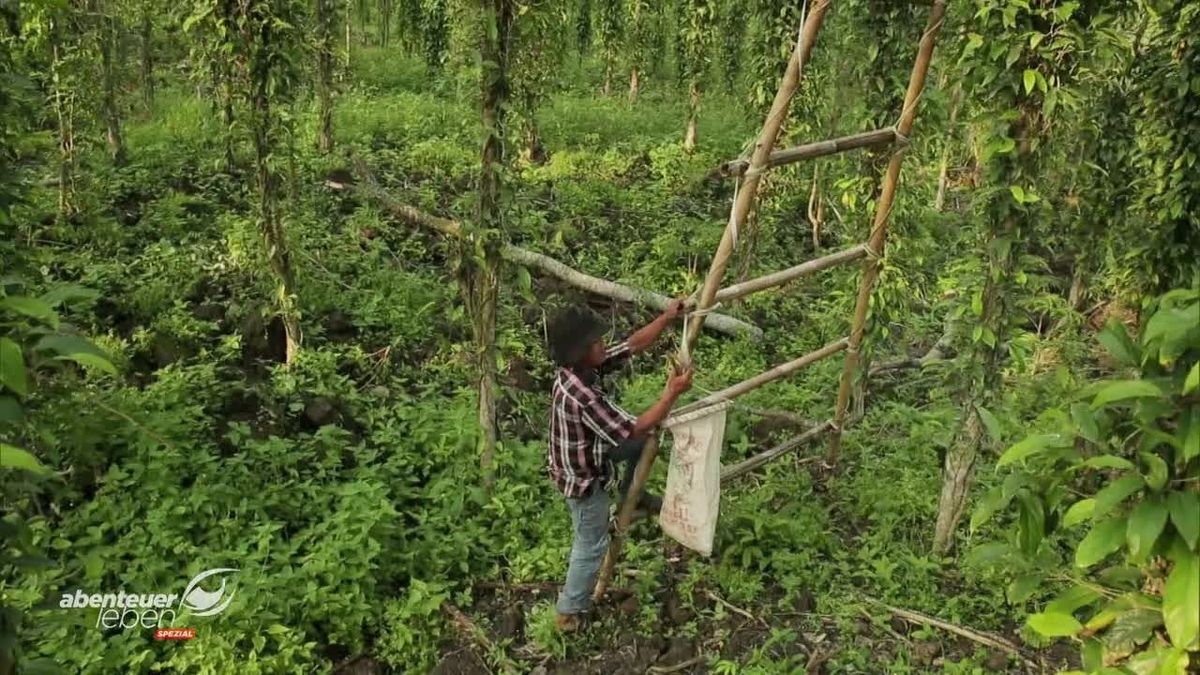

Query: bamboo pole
[712,245,867,304]
[591,435,659,601]
[682,0,831,354]
[721,422,833,481]
[593,4,832,600]
[720,128,898,178]
[680,338,848,414]
[828,0,947,461]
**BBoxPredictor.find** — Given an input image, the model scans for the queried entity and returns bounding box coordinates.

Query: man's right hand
[666,366,694,397]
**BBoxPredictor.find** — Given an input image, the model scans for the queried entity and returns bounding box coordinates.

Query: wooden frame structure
[592,0,948,600]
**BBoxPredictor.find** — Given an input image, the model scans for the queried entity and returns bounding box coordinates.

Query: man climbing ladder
[544,302,693,632]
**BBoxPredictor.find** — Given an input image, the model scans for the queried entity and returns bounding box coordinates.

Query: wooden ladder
[592,0,949,600]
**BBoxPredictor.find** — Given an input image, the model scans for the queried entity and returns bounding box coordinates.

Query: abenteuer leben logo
[58,568,238,638]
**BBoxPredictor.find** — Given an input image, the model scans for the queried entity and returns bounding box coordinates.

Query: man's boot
[555,612,583,633]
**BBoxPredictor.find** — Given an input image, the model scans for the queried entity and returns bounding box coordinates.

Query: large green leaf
[1123,646,1189,675]
[1017,492,1045,555]
[970,485,1012,531]
[1063,498,1096,528]
[53,352,117,376]
[1126,497,1168,563]
[1185,362,1199,395]
[1076,516,1127,568]
[37,284,98,307]
[0,337,27,396]
[1071,403,1101,444]
[1103,608,1162,658]
[0,443,50,475]
[1046,584,1102,615]
[1140,452,1169,491]
[34,333,107,358]
[1167,491,1199,551]
[0,395,22,422]
[1091,380,1166,408]
[1081,455,1135,471]
[1163,548,1198,650]
[1027,611,1083,637]
[1179,407,1199,462]
[997,434,1067,467]
[1143,306,1200,366]
[1093,474,1144,518]
[1097,321,1139,367]
[0,296,56,325]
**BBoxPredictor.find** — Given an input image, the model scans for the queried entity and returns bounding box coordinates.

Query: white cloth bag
[658,404,730,556]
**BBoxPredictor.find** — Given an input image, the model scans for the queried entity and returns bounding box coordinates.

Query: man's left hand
[662,298,687,321]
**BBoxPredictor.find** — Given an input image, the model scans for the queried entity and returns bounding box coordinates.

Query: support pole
[721,422,833,481]
[593,4,832,600]
[828,0,947,461]
[720,128,899,178]
[712,245,867,304]
[678,337,849,414]
[683,0,831,353]
[591,435,659,601]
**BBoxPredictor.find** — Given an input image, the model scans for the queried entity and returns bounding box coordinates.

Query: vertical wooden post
[828,0,947,460]
[682,0,831,354]
[591,2,831,602]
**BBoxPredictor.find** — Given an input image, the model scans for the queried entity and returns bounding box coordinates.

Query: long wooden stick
[720,128,898,178]
[348,160,762,339]
[867,599,1040,671]
[713,245,867,304]
[721,422,832,481]
[682,0,831,352]
[591,435,659,601]
[829,0,947,460]
[679,338,849,413]
[593,4,832,602]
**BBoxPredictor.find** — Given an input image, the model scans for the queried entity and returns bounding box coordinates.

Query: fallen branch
[349,158,762,340]
[704,590,766,627]
[869,318,955,375]
[649,655,706,674]
[441,603,496,670]
[865,598,1040,671]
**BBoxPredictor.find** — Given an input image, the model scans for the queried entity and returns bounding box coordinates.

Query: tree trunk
[934,81,961,212]
[933,404,983,553]
[344,0,352,68]
[472,0,513,486]
[808,164,822,250]
[316,0,335,153]
[99,16,126,166]
[139,12,154,107]
[248,11,302,363]
[1068,268,1085,310]
[50,35,76,219]
[683,81,698,152]
[379,0,389,46]
[628,66,639,103]
[603,58,612,95]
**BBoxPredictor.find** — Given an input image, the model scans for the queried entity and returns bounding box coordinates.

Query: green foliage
[973,288,1200,669]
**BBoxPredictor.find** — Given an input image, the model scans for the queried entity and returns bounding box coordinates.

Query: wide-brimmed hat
[547,306,606,367]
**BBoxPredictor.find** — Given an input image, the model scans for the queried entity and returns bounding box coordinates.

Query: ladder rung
[721,421,833,482]
[679,338,849,413]
[720,128,898,178]
[715,244,868,303]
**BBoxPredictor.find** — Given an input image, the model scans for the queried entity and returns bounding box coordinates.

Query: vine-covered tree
[679,0,714,152]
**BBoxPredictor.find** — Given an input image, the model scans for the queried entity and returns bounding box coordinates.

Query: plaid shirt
[547,341,637,498]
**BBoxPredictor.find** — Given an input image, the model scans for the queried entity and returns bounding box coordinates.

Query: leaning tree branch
[347,160,763,340]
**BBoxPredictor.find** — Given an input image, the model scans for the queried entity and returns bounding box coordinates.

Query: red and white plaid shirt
[547,341,637,498]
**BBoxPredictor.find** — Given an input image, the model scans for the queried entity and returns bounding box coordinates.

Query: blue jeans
[556,437,645,615]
